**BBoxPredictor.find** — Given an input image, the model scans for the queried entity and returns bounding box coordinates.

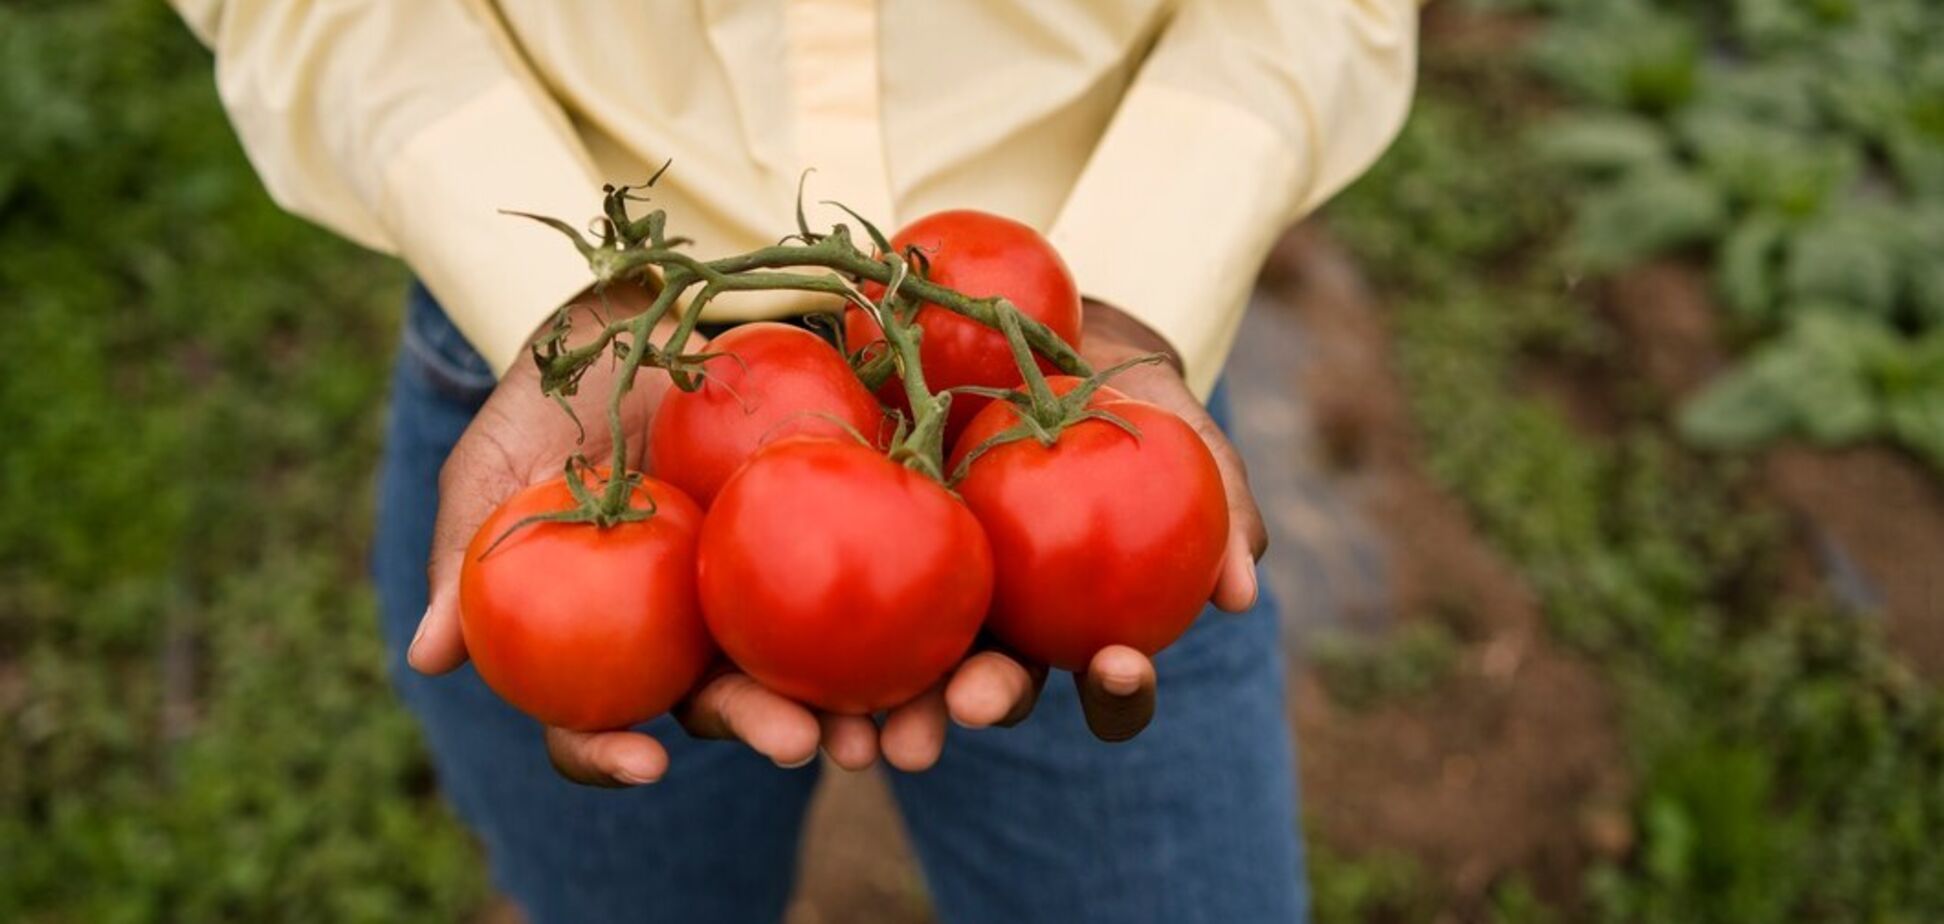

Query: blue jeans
[372,284,1308,923]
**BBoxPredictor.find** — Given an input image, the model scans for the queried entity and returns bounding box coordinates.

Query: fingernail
[1230,537,1259,610]
[774,752,816,770]
[1099,669,1142,697]
[615,759,662,786]
[406,607,430,662]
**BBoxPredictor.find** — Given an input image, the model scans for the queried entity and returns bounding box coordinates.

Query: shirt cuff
[378,82,603,376]
[1047,83,1308,399]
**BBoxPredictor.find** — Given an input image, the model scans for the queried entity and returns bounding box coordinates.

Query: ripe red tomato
[949,377,1228,672]
[650,322,886,507]
[460,474,714,731]
[697,436,992,714]
[845,210,1083,441]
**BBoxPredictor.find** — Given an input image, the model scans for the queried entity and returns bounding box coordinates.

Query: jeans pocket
[400,281,498,407]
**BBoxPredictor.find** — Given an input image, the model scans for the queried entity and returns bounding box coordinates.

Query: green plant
[1324,11,1944,917]
[1,3,484,919]
[1310,621,1460,711]
[1308,838,1438,924]
[1531,0,1944,470]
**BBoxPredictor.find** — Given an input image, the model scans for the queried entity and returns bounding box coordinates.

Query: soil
[1603,262,1944,678]
[1267,225,1631,914]
[1763,447,1944,675]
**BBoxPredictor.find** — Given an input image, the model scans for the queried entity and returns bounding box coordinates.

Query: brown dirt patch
[1603,260,1730,399]
[1270,224,1631,913]
[1764,447,1944,676]
[1603,262,1944,677]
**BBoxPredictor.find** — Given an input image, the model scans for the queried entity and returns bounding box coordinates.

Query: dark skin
[407,284,1268,784]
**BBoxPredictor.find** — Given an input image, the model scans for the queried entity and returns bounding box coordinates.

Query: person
[171,1,1418,920]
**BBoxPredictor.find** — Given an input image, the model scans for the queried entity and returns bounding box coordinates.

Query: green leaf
[1677,349,1803,449]
[1569,165,1727,270]
[1677,113,1859,215]
[1782,210,1901,318]
[1691,60,1822,133]
[1717,214,1789,323]
[1678,313,1901,450]
[1788,308,1900,366]
[1887,127,1944,199]
[1869,329,1944,397]
[1530,112,1670,176]
[1529,2,1700,113]
[1885,390,1944,468]
[1898,207,1944,325]
[1793,368,1880,444]
[1733,0,1855,51]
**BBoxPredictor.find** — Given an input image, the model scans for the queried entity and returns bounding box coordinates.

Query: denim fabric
[372,282,1308,923]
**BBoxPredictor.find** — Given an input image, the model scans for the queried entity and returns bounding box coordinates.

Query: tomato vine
[512,170,1095,524]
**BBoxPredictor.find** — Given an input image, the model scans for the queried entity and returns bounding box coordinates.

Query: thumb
[410,440,525,675]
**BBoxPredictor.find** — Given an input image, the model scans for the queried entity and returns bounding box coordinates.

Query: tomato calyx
[947,308,1169,483]
[803,307,899,394]
[478,457,661,559]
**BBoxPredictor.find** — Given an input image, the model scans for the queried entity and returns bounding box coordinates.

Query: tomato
[845,210,1083,441]
[948,377,1228,672]
[697,436,992,714]
[650,322,886,507]
[459,474,714,731]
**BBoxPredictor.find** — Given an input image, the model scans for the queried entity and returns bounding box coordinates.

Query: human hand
[880,299,1269,751]
[416,294,1262,782]
[406,283,881,785]
[1074,298,1268,612]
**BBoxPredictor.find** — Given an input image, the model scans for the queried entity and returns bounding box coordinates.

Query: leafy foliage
[0,3,484,920]
[1308,837,1438,924]
[1328,32,1944,920]
[1530,0,1944,469]
[1310,621,1460,711]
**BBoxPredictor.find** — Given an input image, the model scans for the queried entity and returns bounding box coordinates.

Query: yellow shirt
[173,0,1419,397]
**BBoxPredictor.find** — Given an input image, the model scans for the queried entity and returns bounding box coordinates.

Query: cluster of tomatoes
[457,211,1229,735]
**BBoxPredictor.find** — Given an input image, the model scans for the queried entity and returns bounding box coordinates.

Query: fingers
[880,683,949,772]
[412,293,677,677]
[817,713,880,771]
[1076,645,1157,743]
[545,727,670,787]
[1105,361,1267,615]
[1211,531,1261,615]
[1189,410,1267,615]
[945,649,1049,729]
[675,672,821,769]
[549,647,1156,787]
[1079,297,1268,614]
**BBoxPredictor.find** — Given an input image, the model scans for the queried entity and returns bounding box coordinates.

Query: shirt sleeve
[1046,0,1421,397]
[171,0,603,375]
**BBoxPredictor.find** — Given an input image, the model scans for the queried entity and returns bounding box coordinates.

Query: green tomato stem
[520,180,1094,518]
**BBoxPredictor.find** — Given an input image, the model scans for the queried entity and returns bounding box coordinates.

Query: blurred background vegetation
[2,2,479,920]
[3,0,1941,921]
